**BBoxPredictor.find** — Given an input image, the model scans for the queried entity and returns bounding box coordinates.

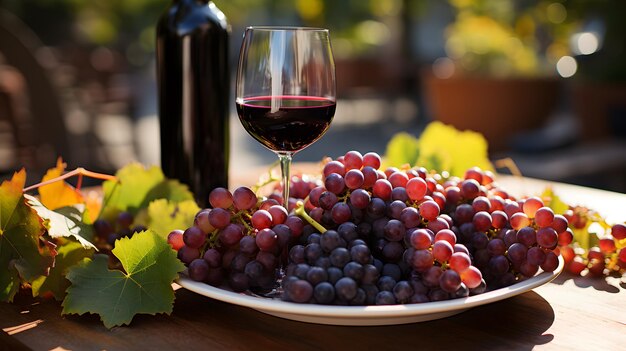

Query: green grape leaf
[0,169,54,302]
[100,163,194,221]
[540,187,570,215]
[62,230,185,328]
[416,121,493,177]
[384,132,421,168]
[146,199,200,238]
[31,239,94,301]
[25,195,96,249]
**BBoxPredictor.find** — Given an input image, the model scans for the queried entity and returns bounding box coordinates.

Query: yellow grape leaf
[384,132,421,169]
[39,158,84,210]
[83,190,103,225]
[147,199,200,238]
[416,121,493,177]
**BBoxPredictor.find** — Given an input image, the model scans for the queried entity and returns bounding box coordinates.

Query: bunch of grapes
[281,151,484,305]
[426,167,571,289]
[93,212,146,248]
[169,186,305,293]
[560,214,626,277]
[169,149,575,306]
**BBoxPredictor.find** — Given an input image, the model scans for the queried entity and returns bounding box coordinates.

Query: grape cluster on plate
[170,150,571,306]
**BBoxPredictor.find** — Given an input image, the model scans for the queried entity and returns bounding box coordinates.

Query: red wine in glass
[236,96,336,152]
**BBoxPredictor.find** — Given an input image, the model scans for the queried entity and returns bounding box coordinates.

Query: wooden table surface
[1,164,625,351]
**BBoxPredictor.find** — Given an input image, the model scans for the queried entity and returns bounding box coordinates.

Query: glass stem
[278,152,293,210]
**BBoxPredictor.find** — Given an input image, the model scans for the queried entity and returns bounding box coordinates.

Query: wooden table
[1,164,625,350]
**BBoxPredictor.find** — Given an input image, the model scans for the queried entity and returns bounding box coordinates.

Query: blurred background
[0,0,625,191]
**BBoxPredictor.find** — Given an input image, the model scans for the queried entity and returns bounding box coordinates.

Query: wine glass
[236,26,336,209]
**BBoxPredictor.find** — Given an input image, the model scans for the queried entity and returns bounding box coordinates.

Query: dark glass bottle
[156,0,230,207]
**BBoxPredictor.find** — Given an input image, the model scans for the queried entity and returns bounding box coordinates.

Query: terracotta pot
[423,73,560,151]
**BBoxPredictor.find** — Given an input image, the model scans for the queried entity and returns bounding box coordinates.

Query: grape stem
[23,167,117,193]
[294,201,327,234]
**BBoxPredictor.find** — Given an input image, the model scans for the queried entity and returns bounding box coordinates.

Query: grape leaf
[62,230,185,328]
[31,239,93,300]
[416,121,493,177]
[100,163,194,221]
[0,169,54,302]
[38,158,84,210]
[146,199,200,238]
[25,195,96,249]
[385,122,493,176]
[541,187,570,215]
[384,132,421,168]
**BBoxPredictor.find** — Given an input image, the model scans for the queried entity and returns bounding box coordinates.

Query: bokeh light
[556,56,577,78]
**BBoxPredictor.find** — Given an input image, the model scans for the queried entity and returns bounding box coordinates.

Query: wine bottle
[156,0,230,207]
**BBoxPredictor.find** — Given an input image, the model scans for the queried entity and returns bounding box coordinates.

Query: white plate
[176,256,563,326]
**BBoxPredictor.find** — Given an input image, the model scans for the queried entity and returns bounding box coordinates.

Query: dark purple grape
[178,246,200,264]
[412,249,434,272]
[343,261,364,282]
[117,211,133,230]
[313,282,335,304]
[183,226,207,249]
[244,260,265,281]
[306,266,328,286]
[255,228,278,252]
[331,202,352,224]
[327,267,343,284]
[349,188,371,209]
[320,230,346,252]
[286,279,313,303]
[506,243,527,265]
[233,187,257,210]
[487,238,506,256]
[536,227,558,249]
[230,253,252,272]
[208,208,231,229]
[488,255,510,276]
[338,222,359,242]
[228,272,250,292]
[239,235,258,255]
[375,290,396,305]
[93,219,114,239]
[350,244,372,265]
[344,169,364,190]
[256,251,277,271]
[382,241,404,262]
[400,207,421,228]
[289,245,305,264]
[304,243,323,264]
[377,275,397,292]
[335,277,358,301]
[188,259,210,281]
[527,246,546,266]
[387,200,407,220]
[219,224,244,248]
[384,219,405,242]
[285,215,305,238]
[362,264,380,285]
[391,187,409,202]
[329,247,350,268]
[517,227,537,247]
[379,263,400,281]
[325,173,346,195]
[203,248,222,268]
[366,197,387,219]
[440,269,462,293]
[318,191,338,210]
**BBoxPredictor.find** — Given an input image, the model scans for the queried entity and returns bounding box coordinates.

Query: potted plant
[423,0,579,151]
